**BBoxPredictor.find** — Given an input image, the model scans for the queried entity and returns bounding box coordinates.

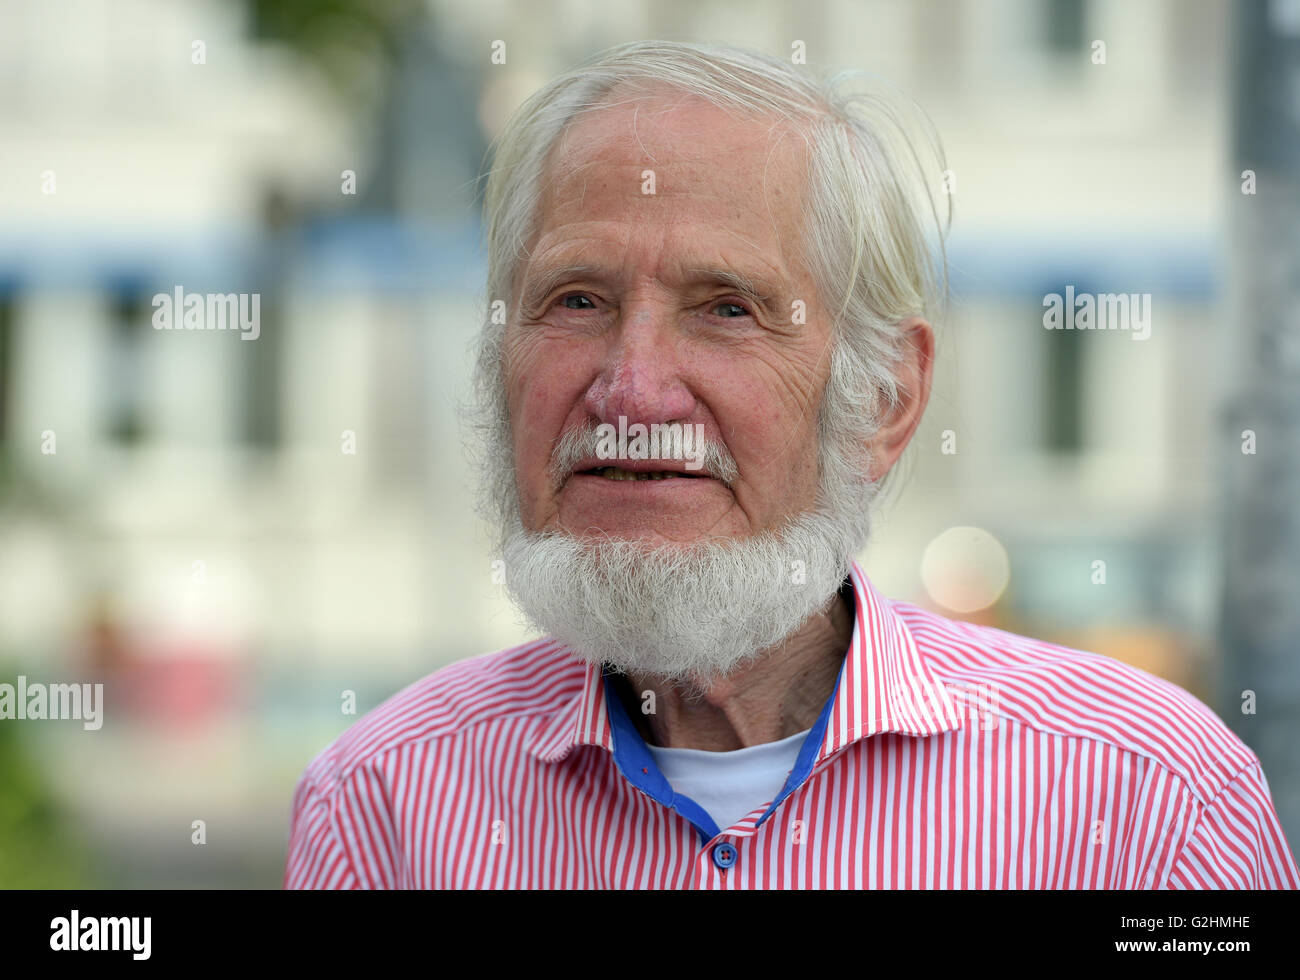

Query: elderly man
[285,40,1298,889]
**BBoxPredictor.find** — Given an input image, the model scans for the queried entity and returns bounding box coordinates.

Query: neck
[614,585,854,751]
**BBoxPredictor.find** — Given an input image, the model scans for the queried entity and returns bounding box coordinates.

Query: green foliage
[0,711,96,888]
[247,0,424,104]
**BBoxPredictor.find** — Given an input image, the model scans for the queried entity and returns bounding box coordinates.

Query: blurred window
[107,287,151,445]
[1044,0,1087,52]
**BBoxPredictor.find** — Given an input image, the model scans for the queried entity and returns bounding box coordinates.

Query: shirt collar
[525,559,965,765]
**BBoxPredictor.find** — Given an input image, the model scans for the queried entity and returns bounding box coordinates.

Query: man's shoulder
[891,599,1259,805]
[295,637,583,798]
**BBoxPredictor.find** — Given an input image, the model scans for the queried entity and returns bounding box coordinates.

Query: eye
[711,300,752,318]
[558,293,596,310]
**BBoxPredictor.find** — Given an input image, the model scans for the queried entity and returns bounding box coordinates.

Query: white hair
[460,41,951,684]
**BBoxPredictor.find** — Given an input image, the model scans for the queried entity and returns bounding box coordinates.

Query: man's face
[503,92,834,547]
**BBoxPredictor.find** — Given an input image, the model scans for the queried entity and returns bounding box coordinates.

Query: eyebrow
[684,267,781,308]
[519,263,593,313]
[518,262,786,313]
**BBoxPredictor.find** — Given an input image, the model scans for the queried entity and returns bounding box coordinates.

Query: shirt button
[711,842,737,870]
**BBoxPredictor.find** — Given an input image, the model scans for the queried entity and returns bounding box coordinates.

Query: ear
[865,316,934,483]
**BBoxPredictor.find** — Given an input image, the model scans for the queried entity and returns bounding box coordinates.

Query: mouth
[576,466,707,482]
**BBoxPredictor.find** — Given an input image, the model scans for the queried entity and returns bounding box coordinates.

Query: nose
[582,304,696,427]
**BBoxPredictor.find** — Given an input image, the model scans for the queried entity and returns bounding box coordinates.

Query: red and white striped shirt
[284,561,1299,889]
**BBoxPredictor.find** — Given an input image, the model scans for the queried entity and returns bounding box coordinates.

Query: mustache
[547,420,740,486]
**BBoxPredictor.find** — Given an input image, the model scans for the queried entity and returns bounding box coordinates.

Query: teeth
[594,467,679,481]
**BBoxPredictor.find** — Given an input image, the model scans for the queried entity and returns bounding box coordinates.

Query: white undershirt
[647,727,812,833]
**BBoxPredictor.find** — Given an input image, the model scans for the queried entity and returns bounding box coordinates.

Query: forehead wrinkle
[533,105,810,309]
[758,125,812,285]
[559,93,774,181]
[720,225,762,254]
[554,104,651,176]
[629,102,659,164]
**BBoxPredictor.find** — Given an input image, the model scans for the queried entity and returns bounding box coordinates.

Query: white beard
[499,477,874,687]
